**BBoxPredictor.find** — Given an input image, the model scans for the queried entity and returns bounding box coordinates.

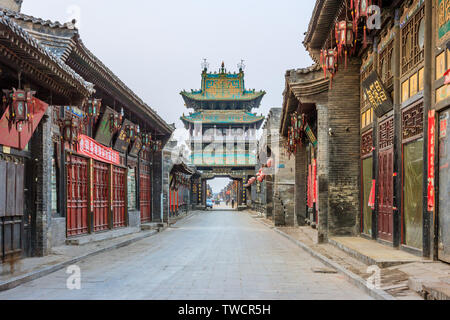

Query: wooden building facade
[281,0,449,262]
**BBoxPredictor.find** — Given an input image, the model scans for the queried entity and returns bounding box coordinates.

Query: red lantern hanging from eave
[335,20,355,68]
[320,48,338,88]
[352,0,382,48]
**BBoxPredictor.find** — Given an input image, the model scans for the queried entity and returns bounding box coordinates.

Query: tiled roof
[0,11,94,95]
[181,110,265,125]
[73,38,174,134]
[1,8,77,30]
[1,8,173,135]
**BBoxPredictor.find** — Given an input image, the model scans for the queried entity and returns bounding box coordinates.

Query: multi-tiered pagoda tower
[180,61,265,208]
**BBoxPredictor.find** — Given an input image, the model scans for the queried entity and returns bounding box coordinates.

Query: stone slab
[329,237,423,268]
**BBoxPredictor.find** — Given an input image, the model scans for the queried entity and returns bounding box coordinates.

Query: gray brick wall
[30,109,53,256]
[326,58,361,237]
[295,144,307,225]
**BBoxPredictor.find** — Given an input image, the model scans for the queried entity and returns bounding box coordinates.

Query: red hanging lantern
[335,20,355,68]
[320,48,338,86]
[352,0,381,48]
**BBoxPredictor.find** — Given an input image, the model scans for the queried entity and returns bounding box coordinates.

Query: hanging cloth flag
[368,179,376,209]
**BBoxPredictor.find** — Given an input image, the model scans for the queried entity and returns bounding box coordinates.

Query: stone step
[141,223,166,231]
[66,227,141,246]
[329,237,423,268]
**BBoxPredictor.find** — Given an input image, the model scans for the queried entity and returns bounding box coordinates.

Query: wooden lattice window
[361,63,374,82]
[402,101,424,141]
[379,40,394,88]
[361,130,374,158]
[379,117,394,150]
[361,63,374,110]
[401,4,425,76]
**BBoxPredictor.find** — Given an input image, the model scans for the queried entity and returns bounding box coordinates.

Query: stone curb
[253,217,397,301]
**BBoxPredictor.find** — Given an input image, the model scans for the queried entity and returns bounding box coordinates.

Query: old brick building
[0,3,173,263]
[281,0,449,262]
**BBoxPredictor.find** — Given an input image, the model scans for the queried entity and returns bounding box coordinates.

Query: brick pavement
[0,210,372,300]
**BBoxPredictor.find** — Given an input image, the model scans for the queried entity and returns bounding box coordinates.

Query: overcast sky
[22,0,315,193]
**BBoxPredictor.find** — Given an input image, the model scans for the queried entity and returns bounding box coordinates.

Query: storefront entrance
[378,118,394,242]
[93,161,109,233]
[112,166,126,228]
[402,102,424,250]
[0,157,25,262]
[66,154,89,237]
[140,163,152,223]
[438,108,450,263]
[378,148,394,242]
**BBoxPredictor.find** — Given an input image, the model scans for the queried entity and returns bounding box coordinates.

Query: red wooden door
[140,164,152,223]
[112,166,126,228]
[67,154,89,237]
[93,161,109,232]
[378,149,394,242]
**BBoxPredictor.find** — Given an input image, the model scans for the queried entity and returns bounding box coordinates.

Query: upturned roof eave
[71,37,174,136]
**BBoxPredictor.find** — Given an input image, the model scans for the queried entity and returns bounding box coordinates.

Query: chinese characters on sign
[78,134,120,165]
[428,110,436,211]
[362,71,393,118]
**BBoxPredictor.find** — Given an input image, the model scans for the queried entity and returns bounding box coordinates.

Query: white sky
[21,0,315,193]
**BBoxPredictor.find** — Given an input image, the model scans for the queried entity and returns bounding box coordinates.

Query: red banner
[427,110,436,212]
[78,134,120,165]
[0,97,48,150]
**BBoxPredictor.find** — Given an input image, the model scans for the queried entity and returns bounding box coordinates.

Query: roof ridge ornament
[238,59,245,72]
[201,58,209,72]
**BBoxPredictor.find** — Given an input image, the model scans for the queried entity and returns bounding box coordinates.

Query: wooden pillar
[422,0,433,259]
[392,10,402,247]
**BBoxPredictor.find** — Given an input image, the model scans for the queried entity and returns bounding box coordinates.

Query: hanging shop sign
[362,71,393,118]
[305,123,318,147]
[94,106,119,146]
[0,95,47,150]
[129,136,143,157]
[113,119,133,153]
[78,134,120,165]
[427,110,436,211]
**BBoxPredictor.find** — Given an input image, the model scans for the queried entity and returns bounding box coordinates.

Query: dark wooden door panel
[0,161,5,217]
[378,148,394,242]
[1,159,24,262]
[15,164,24,217]
[439,109,450,263]
[6,162,16,216]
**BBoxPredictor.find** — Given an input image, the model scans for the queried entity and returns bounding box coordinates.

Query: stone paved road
[0,210,372,300]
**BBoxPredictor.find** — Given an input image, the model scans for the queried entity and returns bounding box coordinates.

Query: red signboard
[0,97,48,150]
[427,110,436,212]
[78,134,120,165]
